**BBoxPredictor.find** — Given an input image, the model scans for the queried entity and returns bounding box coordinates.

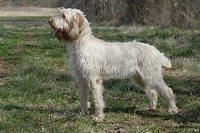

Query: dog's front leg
[78,78,89,116]
[90,78,105,122]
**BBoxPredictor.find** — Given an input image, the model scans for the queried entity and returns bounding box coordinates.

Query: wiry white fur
[49,8,178,122]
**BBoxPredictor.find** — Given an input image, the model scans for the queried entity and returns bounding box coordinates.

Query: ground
[0,7,56,86]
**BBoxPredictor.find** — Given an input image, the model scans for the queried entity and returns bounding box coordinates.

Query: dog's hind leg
[90,77,105,122]
[156,79,178,114]
[130,75,158,111]
[142,89,158,111]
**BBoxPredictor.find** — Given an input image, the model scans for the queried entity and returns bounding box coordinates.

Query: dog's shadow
[2,104,81,122]
[3,98,200,124]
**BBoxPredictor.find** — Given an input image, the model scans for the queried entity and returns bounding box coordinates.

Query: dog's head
[48,8,88,42]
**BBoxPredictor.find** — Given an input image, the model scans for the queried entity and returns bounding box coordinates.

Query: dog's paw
[93,115,104,122]
[80,111,89,116]
[142,104,156,111]
[168,106,178,115]
[93,116,104,122]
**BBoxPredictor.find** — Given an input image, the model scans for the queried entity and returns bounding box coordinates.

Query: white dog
[48,8,178,122]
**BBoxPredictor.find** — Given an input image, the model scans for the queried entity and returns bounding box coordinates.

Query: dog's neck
[68,26,92,44]
[80,26,92,38]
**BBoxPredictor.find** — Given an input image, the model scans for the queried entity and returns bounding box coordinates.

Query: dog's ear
[74,12,87,32]
[68,12,87,40]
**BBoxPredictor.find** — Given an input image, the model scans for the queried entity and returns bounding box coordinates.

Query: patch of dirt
[0,7,57,17]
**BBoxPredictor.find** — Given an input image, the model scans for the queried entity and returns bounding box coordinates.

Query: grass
[0,17,200,132]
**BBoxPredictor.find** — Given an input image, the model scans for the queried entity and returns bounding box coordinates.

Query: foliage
[1,0,200,28]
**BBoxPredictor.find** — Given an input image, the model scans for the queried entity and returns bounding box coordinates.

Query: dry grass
[0,7,57,17]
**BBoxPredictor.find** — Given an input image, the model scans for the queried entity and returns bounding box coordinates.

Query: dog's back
[79,39,169,80]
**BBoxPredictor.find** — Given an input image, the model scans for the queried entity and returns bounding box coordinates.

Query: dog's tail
[161,53,172,69]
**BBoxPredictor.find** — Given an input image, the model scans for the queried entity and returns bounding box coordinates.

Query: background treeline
[1,0,200,28]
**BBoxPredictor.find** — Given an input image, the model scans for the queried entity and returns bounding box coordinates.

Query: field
[0,15,200,132]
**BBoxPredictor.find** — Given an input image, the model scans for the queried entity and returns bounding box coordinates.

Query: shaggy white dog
[48,8,178,122]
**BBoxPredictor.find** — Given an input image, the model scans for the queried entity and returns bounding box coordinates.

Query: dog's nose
[48,19,53,25]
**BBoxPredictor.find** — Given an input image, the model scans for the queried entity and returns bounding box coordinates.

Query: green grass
[0,17,200,132]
